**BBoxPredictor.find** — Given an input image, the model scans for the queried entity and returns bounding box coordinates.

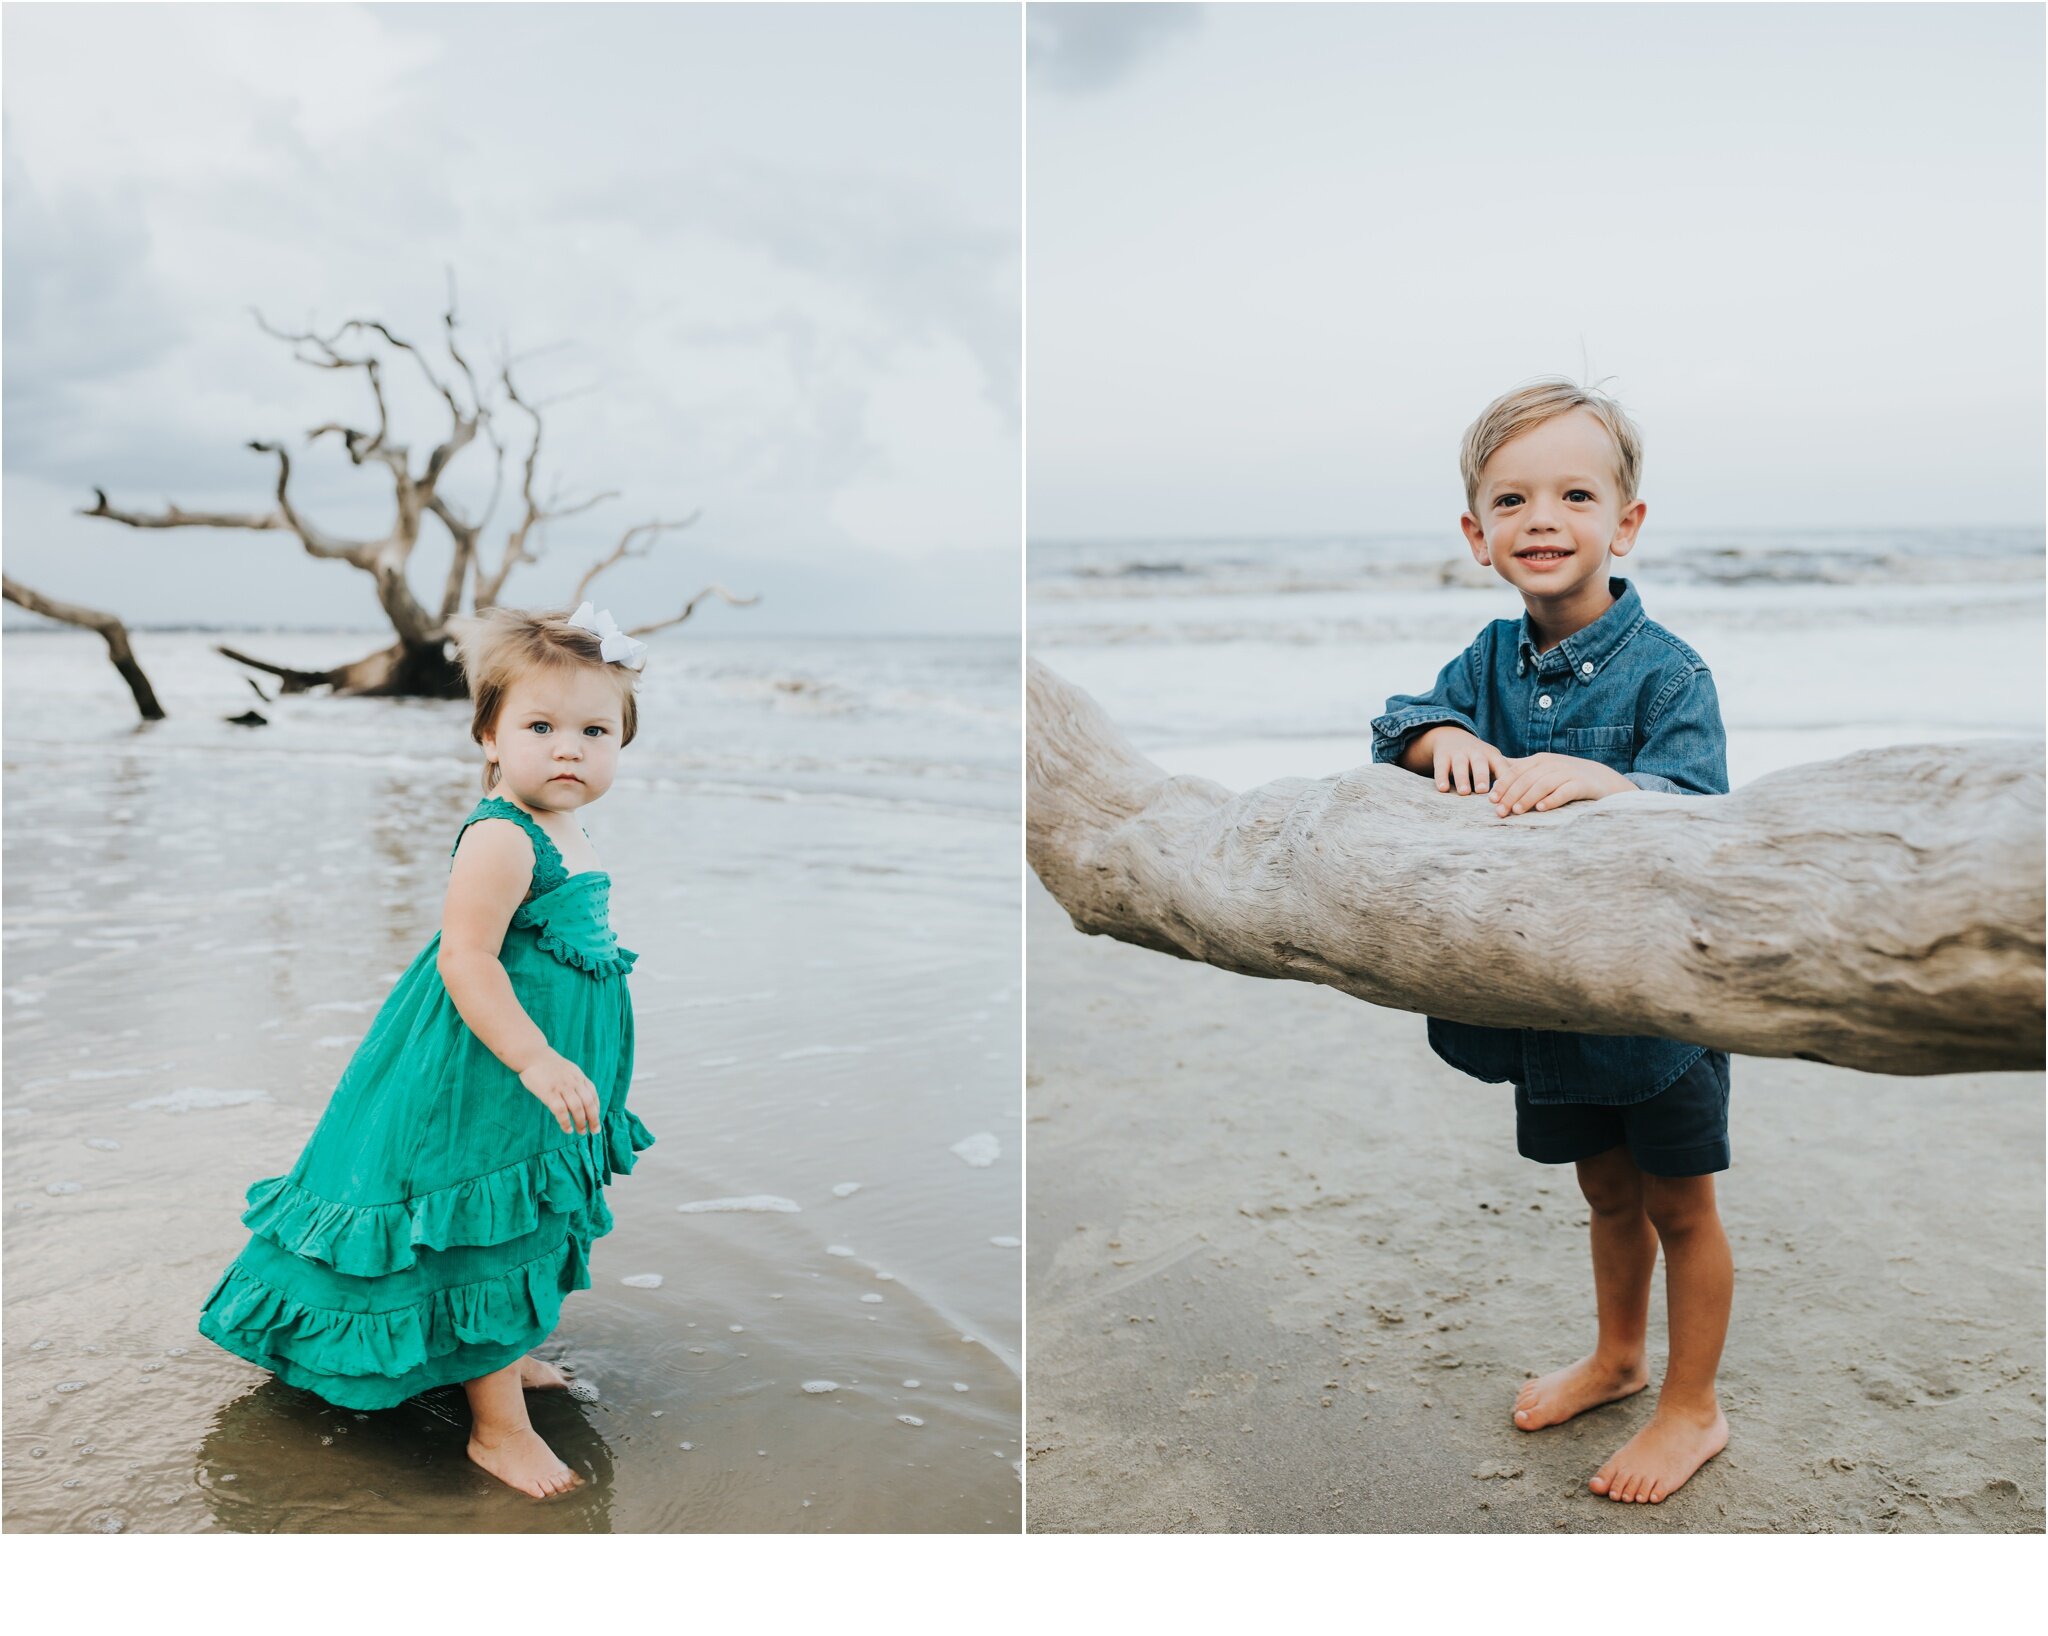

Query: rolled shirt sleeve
[1624,666,1730,795]
[1372,644,1485,765]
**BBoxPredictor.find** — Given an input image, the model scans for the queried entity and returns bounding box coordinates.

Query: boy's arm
[1371,645,1488,770]
[1392,726,1458,776]
[1490,664,1729,817]
[1624,667,1730,796]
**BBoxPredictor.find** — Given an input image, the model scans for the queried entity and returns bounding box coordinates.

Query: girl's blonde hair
[444,605,641,794]
[1459,376,1644,517]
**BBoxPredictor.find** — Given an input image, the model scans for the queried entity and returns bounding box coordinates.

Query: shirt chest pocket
[1559,724,1637,769]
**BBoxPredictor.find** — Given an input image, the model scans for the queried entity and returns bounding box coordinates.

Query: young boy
[1370,378,1733,1504]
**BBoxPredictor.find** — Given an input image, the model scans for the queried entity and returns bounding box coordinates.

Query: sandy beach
[3,628,1021,1533]
[1024,528,2044,1533]
[1025,883,2043,1533]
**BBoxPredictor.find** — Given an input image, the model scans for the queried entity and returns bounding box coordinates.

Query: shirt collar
[1516,577,1645,680]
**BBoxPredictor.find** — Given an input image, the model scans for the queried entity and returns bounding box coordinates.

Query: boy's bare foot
[467,1426,584,1498]
[518,1354,571,1390]
[1589,1403,1728,1503]
[1512,1353,1650,1430]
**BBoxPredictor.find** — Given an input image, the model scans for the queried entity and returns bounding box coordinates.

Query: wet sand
[1025,880,2044,1533]
[3,629,1020,1533]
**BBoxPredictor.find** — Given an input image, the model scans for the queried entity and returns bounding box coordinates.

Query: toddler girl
[199,601,656,1499]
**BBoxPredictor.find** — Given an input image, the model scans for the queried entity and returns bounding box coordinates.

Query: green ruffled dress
[198,796,653,1410]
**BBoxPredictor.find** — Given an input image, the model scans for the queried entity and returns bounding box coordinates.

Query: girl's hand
[1489,754,1635,816]
[517,1049,603,1136]
[1423,726,1510,795]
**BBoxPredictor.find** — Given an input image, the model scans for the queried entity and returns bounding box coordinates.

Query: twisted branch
[3,574,165,721]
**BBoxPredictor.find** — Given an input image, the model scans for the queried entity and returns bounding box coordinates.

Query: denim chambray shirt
[1370,577,1729,1106]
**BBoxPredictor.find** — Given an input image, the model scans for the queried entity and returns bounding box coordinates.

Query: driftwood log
[1027,659,2044,1075]
[78,267,755,699]
[2,575,165,721]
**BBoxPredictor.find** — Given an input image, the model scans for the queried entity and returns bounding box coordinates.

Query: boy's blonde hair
[1460,377,1644,517]
[444,605,641,794]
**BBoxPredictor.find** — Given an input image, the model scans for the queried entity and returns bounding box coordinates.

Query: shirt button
[1581,661,1594,676]
[1538,695,1552,709]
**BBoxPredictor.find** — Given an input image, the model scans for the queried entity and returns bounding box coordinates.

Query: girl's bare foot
[1589,1402,1728,1502]
[467,1426,584,1498]
[1512,1353,1650,1430]
[518,1354,571,1390]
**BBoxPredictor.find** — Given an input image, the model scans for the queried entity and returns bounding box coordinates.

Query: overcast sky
[1027,1,2045,541]
[3,1,1020,634]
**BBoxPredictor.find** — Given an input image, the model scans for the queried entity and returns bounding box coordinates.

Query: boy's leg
[1512,1143,1656,1430]
[1589,1171,1732,1502]
[464,1357,584,1497]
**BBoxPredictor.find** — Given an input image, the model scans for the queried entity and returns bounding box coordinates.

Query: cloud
[0,3,1020,634]
[0,2,442,195]
[552,159,1019,436]
[0,137,193,479]
[1028,2,1205,96]
[828,334,1017,556]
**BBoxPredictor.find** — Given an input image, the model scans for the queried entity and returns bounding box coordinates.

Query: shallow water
[2,628,1021,1533]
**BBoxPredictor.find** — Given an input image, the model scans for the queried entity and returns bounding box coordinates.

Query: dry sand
[1025,881,2044,1533]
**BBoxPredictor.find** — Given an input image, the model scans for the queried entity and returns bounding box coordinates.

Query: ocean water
[1028,527,2045,787]
[1023,533,2044,1534]
[1,627,1021,1533]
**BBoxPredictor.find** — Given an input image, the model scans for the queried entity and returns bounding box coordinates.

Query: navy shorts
[1514,1049,1731,1177]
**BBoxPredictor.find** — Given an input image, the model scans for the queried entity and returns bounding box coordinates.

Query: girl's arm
[437,821,602,1134]
[437,821,551,1073]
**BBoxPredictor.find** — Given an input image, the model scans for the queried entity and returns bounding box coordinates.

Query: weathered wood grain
[1027,658,2044,1074]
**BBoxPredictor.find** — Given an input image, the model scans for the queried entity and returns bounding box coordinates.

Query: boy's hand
[517,1047,603,1136]
[1415,726,1510,795]
[1489,753,1635,816]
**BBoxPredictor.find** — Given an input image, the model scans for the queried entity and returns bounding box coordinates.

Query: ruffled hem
[240,1104,656,1277]
[198,1227,594,1410]
[534,929,639,977]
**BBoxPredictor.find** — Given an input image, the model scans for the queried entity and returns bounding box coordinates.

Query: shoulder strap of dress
[451,796,569,899]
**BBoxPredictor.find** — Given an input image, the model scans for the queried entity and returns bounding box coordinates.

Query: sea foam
[676,1195,801,1214]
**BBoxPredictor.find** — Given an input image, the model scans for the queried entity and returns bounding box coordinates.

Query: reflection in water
[4,632,1021,1533]
[196,1377,616,1533]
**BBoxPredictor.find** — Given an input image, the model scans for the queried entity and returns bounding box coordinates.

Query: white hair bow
[566,601,648,671]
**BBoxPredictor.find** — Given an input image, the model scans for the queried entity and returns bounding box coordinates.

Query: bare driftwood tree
[79,270,757,699]
[1027,659,2045,1076]
[2,575,167,721]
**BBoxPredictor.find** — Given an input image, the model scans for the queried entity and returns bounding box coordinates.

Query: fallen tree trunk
[1027,658,2045,1075]
[80,271,753,699]
[3,575,166,721]
[212,639,464,699]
